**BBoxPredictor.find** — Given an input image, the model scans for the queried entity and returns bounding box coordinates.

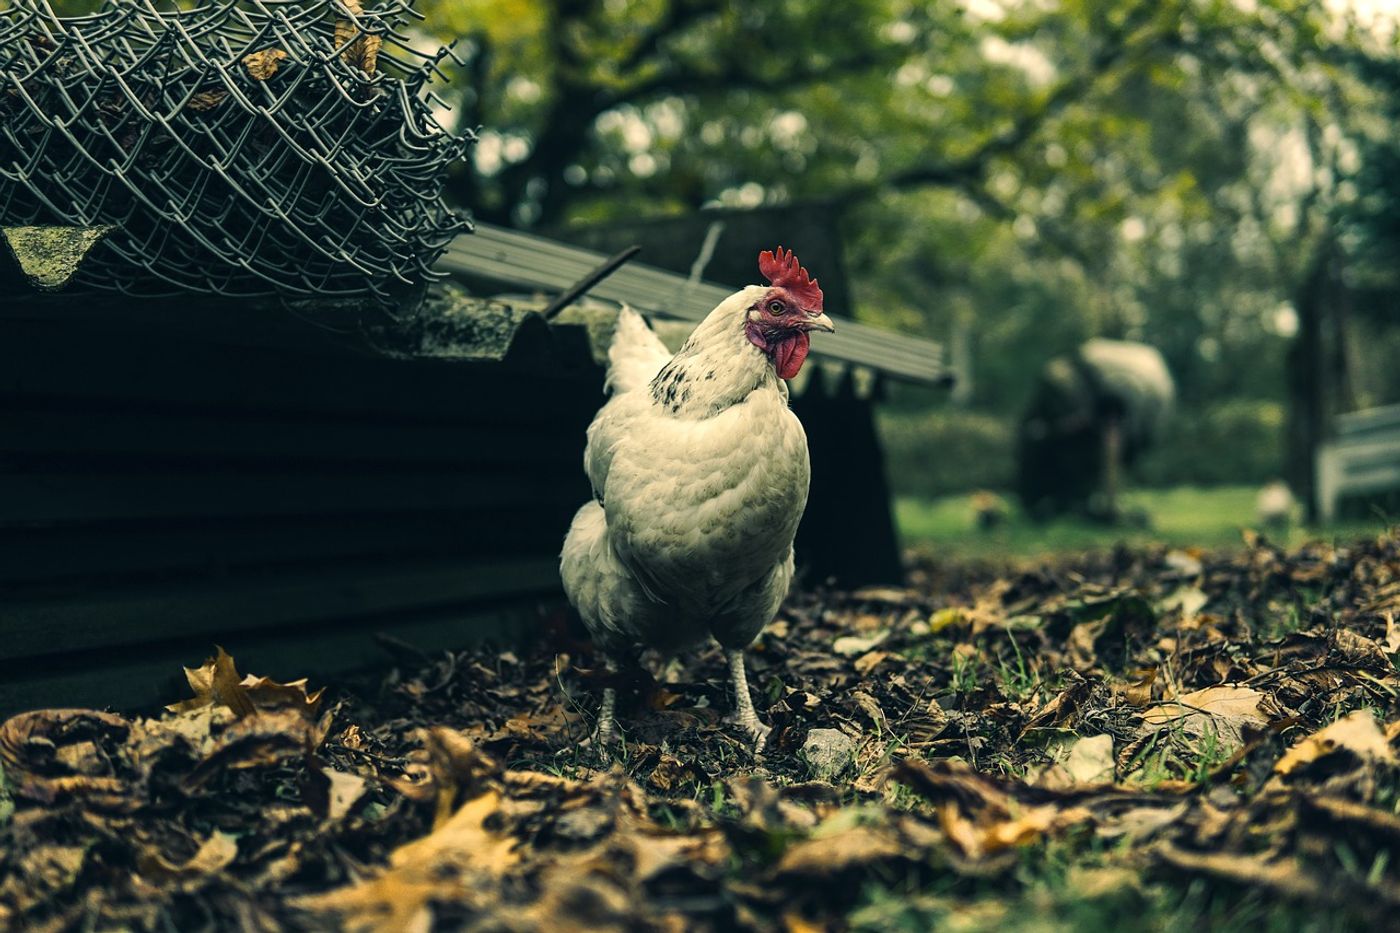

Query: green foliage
[894,486,1390,559]
[882,399,1286,498]
[878,407,1014,499]
[1137,399,1286,488]
[409,0,1400,474]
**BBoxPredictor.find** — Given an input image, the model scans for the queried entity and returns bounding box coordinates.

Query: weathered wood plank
[1337,403,1400,439]
[1,319,601,424]
[0,599,547,717]
[0,409,584,467]
[0,470,588,525]
[1315,429,1400,522]
[0,509,571,586]
[0,556,561,662]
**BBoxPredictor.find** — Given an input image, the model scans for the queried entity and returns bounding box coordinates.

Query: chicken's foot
[726,649,772,753]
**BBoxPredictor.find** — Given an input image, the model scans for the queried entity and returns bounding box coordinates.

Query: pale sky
[961,0,1400,27]
[1329,0,1400,19]
[1323,0,1400,41]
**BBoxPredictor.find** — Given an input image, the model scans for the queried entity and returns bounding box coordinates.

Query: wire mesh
[0,0,472,300]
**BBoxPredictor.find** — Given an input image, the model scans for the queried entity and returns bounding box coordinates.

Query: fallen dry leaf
[1113,667,1158,708]
[1273,710,1397,777]
[893,758,1093,859]
[138,832,239,885]
[333,0,381,74]
[312,767,369,821]
[241,47,287,80]
[1385,612,1400,654]
[181,709,324,791]
[938,798,1090,859]
[1158,585,1209,618]
[388,727,498,828]
[832,631,888,657]
[593,825,727,885]
[170,647,256,718]
[783,911,829,933]
[1095,803,1189,841]
[853,649,891,676]
[241,675,325,719]
[1021,672,1090,735]
[186,90,228,111]
[390,790,518,873]
[1153,841,1400,919]
[1037,733,1115,788]
[170,648,324,723]
[1140,684,1276,748]
[775,823,903,876]
[296,790,518,933]
[0,709,131,807]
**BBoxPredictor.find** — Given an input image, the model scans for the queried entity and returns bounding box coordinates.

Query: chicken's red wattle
[773,331,810,379]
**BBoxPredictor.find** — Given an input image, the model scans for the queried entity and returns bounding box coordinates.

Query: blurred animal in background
[560,248,834,752]
[970,490,1011,531]
[1256,479,1298,534]
[1017,339,1175,523]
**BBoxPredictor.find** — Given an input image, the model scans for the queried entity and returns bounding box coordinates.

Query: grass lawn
[896,485,1393,559]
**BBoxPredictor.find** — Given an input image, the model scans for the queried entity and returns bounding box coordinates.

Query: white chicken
[561,247,834,752]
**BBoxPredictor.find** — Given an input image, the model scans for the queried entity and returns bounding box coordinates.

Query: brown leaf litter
[3,531,1400,929]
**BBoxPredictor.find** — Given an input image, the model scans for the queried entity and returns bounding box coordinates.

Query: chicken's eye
[768,300,785,314]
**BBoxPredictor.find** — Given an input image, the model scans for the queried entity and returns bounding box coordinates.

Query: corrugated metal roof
[390,287,879,400]
[437,223,950,387]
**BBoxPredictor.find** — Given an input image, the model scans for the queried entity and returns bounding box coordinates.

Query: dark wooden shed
[0,222,948,716]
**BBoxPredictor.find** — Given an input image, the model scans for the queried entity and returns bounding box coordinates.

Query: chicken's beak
[804,312,836,333]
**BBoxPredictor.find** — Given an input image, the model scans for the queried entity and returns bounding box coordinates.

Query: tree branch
[614,0,723,75]
[486,12,896,227]
[961,185,1096,267]
[840,0,1174,204]
[613,46,892,108]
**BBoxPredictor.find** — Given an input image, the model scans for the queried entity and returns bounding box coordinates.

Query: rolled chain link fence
[0,0,472,300]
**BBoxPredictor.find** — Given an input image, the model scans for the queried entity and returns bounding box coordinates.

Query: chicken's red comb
[758,246,823,311]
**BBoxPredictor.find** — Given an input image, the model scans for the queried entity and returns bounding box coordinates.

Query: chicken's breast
[603,384,810,618]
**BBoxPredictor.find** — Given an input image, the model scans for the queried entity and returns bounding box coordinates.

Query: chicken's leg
[594,683,618,746]
[727,649,772,752]
[582,658,621,755]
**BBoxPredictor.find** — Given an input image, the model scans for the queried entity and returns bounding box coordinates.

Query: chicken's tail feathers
[606,305,672,395]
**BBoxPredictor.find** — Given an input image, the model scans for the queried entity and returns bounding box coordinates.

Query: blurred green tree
[420,0,1400,500]
[429,1,1344,335]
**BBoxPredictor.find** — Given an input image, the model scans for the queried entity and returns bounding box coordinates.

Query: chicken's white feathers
[605,306,672,396]
[562,293,811,656]
[582,306,673,504]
